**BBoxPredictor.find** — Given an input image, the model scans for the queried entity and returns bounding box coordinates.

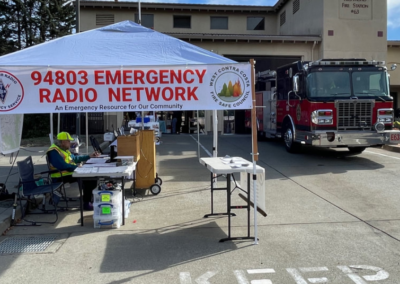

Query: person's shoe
[83,202,93,211]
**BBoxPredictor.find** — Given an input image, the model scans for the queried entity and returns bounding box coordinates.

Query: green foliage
[0,0,75,56]
[22,114,49,139]
[1,1,75,138]
[218,83,228,97]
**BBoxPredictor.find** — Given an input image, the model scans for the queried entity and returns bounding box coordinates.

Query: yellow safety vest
[46,144,76,178]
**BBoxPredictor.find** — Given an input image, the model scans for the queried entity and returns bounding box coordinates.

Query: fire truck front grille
[336,100,374,130]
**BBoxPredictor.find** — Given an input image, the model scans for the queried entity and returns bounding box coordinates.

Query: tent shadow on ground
[99,220,239,280]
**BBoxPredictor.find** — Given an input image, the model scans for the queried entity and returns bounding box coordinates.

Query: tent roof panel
[0,21,235,66]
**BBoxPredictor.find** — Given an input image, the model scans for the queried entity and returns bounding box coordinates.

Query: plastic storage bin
[124,199,131,218]
[93,202,122,217]
[92,189,122,205]
[93,214,122,229]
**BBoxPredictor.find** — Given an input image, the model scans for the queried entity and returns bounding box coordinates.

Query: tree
[0,0,75,55]
[0,0,76,138]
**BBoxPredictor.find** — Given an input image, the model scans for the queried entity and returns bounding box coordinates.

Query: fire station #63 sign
[0,63,253,114]
[339,0,372,20]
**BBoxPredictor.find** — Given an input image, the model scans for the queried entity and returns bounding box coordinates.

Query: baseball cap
[57,132,74,141]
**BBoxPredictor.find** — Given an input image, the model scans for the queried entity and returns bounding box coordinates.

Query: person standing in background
[171,112,178,134]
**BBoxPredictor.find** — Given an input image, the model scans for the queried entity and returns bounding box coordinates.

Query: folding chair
[16,156,63,225]
[45,154,78,209]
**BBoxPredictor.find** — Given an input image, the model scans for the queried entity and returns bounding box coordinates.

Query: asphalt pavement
[0,134,399,284]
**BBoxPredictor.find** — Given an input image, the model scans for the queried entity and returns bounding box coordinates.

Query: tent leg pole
[212,110,218,188]
[86,112,89,154]
[197,110,200,159]
[57,113,60,133]
[50,113,53,144]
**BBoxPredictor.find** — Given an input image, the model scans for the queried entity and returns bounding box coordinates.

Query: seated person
[47,132,100,210]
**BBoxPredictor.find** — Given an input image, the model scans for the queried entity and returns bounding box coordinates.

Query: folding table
[200,157,265,242]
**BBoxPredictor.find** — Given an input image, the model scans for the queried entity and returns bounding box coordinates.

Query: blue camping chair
[45,154,78,210]
[17,156,63,225]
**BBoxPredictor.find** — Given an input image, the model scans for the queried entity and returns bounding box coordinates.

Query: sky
[106,0,400,40]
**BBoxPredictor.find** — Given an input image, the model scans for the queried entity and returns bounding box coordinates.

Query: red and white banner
[0,63,252,114]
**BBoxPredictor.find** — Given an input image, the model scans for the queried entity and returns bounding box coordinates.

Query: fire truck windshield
[307,71,389,99]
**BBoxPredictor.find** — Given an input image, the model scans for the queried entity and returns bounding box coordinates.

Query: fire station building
[79,0,400,134]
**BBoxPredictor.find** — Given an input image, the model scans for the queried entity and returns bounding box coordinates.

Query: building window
[210,16,228,30]
[173,15,191,28]
[247,17,265,30]
[135,14,154,29]
[96,14,114,26]
[280,11,286,26]
[293,0,300,14]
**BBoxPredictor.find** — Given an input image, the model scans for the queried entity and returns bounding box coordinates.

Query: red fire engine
[249,59,400,153]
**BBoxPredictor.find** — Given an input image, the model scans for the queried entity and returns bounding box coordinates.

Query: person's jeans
[172,118,177,134]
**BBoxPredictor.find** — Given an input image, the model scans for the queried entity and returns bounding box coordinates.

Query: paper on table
[86,158,108,164]
[75,167,98,174]
[82,163,117,168]
[98,167,125,174]
[115,156,134,159]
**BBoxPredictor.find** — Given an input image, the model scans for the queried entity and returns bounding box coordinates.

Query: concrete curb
[0,202,24,234]
[382,145,400,153]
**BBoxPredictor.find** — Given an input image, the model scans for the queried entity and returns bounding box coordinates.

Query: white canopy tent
[0,21,260,242]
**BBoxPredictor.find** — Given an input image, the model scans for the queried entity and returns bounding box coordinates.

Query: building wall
[278,0,324,36]
[388,47,400,86]
[191,41,319,61]
[322,0,387,60]
[81,8,277,35]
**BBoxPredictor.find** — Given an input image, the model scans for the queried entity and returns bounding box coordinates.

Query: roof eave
[81,1,276,13]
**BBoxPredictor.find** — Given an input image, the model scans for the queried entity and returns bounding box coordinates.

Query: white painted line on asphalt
[338,265,390,283]
[338,266,368,284]
[179,272,192,284]
[251,280,273,284]
[288,267,329,284]
[181,265,390,283]
[247,269,276,274]
[365,150,400,160]
[190,135,212,157]
[233,270,249,284]
[287,268,308,284]
[195,271,218,284]
[353,265,390,281]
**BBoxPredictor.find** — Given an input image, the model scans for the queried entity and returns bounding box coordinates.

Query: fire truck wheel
[348,147,366,154]
[283,124,301,153]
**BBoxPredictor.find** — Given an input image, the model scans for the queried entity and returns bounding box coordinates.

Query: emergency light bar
[256,70,276,79]
[309,60,385,67]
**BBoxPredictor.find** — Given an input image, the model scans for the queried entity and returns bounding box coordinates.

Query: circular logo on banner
[0,71,24,112]
[296,104,301,121]
[211,66,250,108]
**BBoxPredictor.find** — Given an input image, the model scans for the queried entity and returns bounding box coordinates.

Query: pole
[75,0,81,138]
[138,0,141,25]
[85,112,89,154]
[50,113,54,144]
[57,113,60,133]
[212,110,218,188]
[197,110,200,159]
[250,59,259,245]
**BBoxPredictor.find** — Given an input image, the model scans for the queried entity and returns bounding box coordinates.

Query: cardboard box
[117,134,141,161]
